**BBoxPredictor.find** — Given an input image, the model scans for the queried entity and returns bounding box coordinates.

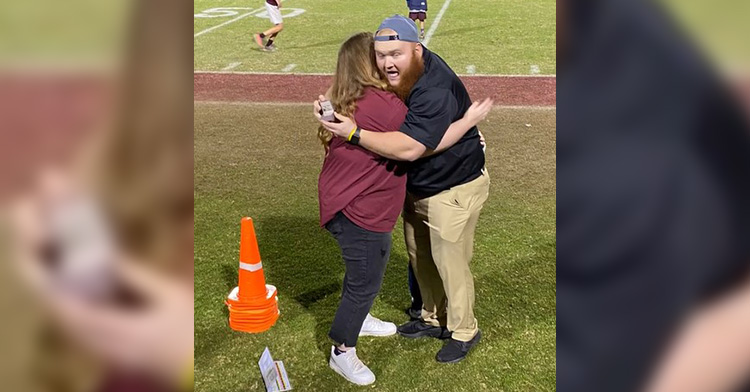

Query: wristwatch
[348,127,361,145]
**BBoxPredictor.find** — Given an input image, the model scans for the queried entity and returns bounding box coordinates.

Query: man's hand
[465,98,493,125]
[313,95,357,139]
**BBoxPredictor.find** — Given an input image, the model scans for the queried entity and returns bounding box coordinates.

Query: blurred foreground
[0,1,193,391]
[558,1,750,392]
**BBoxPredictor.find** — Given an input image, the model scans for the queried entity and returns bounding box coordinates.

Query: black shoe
[405,307,422,320]
[397,319,451,339]
[436,330,481,363]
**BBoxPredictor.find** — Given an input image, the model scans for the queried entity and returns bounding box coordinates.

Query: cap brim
[374,34,401,41]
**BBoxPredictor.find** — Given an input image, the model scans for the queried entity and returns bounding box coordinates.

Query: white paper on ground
[258,347,292,391]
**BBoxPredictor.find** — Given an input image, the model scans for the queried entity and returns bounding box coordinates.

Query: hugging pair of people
[315,15,492,386]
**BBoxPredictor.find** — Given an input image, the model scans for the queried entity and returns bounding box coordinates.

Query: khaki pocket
[427,191,471,243]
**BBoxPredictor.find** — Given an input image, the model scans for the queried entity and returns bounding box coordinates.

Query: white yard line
[194,8,262,38]
[281,64,297,72]
[422,0,453,47]
[195,70,332,76]
[222,62,242,71]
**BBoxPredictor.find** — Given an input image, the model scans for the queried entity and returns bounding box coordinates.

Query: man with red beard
[315,14,489,363]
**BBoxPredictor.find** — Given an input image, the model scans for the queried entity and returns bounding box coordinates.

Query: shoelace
[363,314,384,329]
[362,315,375,331]
[344,350,366,372]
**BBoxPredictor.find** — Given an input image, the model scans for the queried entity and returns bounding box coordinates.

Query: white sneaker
[329,346,376,385]
[359,313,397,337]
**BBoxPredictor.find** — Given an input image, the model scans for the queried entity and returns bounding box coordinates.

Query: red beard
[387,54,425,102]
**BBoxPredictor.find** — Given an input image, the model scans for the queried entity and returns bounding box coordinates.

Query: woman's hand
[8,168,193,387]
[313,95,325,119]
[322,112,357,139]
[314,95,357,139]
[49,258,194,386]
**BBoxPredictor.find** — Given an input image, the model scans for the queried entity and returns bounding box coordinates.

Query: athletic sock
[333,347,346,356]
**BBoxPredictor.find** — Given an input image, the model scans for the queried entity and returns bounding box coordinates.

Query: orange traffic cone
[225,217,279,333]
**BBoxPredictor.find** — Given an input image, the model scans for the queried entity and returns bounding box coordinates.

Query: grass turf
[194,102,556,391]
[194,0,556,74]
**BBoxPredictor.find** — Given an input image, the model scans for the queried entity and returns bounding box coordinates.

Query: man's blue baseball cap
[375,14,420,43]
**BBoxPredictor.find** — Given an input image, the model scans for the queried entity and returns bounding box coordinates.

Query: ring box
[320,100,335,122]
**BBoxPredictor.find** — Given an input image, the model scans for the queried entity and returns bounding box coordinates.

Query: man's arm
[316,97,493,161]
[313,91,474,161]
[313,96,426,161]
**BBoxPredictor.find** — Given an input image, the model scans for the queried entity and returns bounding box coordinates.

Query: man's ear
[415,43,423,56]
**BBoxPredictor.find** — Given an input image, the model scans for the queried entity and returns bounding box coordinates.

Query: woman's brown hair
[317,32,387,149]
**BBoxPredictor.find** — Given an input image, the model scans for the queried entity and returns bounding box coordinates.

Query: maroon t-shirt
[318,88,408,232]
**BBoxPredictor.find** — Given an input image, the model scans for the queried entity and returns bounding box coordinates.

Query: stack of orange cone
[225,217,279,333]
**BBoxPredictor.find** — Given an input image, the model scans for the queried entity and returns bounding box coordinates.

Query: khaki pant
[403,171,490,341]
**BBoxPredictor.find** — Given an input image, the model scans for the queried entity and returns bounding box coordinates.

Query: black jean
[325,211,392,347]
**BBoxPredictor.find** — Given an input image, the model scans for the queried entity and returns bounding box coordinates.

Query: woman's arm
[427,98,493,156]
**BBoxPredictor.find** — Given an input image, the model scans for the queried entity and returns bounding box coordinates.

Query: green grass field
[194,103,556,391]
[194,0,556,74]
